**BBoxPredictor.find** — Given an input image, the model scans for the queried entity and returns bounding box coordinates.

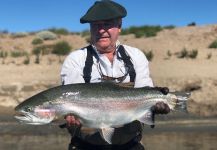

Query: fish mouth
[14,111,54,125]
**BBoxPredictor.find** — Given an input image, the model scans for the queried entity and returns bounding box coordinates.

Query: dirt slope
[0,24,217,116]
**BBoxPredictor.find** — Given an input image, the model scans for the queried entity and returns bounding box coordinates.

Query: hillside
[0,24,217,116]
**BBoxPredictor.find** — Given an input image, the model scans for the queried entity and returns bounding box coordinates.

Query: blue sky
[1,0,217,33]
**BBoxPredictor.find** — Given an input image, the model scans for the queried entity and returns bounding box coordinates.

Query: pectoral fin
[138,109,154,126]
[100,127,115,144]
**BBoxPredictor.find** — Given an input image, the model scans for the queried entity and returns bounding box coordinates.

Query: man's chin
[96,45,115,53]
[96,42,110,49]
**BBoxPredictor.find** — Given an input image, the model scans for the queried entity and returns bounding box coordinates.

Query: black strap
[83,45,95,83]
[83,45,136,83]
[118,45,136,82]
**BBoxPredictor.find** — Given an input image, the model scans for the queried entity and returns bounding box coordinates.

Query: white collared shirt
[60,43,153,88]
[60,43,154,144]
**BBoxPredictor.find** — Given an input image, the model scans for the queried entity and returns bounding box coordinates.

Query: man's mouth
[97,35,110,39]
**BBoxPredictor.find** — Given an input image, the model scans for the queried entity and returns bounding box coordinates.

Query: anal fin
[100,127,115,144]
[138,110,154,126]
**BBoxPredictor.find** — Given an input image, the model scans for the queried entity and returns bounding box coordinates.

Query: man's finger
[75,119,81,125]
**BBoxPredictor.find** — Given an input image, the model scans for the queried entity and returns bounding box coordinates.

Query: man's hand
[64,114,81,127]
[150,102,170,128]
[59,114,81,129]
[152,102,170,114]
[59,114,82,137]
[153,86,170,114]
[155,87,169,95]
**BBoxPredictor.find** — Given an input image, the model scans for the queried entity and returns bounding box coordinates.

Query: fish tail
[170,92,191,112]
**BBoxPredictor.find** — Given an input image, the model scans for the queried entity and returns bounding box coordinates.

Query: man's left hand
[152,86,170,114]
[155,87,169,95]
[152,102,170,114]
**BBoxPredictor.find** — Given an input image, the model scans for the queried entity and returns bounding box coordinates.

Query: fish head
[15,106,56,125]
[14,93,56,125]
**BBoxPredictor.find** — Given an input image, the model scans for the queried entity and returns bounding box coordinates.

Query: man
[61,1,170,149]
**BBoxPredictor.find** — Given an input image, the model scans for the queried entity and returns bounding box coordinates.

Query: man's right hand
[65,114,81,127]
[60,114,82,137]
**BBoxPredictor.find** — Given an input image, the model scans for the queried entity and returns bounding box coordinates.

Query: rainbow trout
[15,82,190,143]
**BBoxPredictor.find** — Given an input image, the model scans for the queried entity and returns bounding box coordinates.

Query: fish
[14,82,190,144]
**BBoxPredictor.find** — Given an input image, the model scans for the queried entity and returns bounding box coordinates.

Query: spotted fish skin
[14,82,190,143]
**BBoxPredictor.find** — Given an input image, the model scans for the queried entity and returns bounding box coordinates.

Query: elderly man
[61,1,170,149]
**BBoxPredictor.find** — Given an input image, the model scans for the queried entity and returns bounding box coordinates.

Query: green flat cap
[80,0,127,24]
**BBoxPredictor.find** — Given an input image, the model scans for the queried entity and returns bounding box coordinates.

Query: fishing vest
[83,45,136,83]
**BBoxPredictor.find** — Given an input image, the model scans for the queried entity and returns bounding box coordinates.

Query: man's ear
[119,28,121,33]
[118,19,122,33]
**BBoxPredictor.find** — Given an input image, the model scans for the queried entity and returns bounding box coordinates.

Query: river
[0,112,216,150]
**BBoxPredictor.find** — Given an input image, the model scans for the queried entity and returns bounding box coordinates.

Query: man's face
[90,19,121,53]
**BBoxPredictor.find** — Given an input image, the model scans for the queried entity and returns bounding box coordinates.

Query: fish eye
[25,107,32,112]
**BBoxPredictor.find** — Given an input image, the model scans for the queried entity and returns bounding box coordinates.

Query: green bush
[41,45,54,55]
[0,51,8,58]
[164,25,176,30]
[134,32,145,38]
[121,25,176,38]
[23,55,30,65]
[121,25,163,38]
[207,53,212,59]
[52,41,71,56]
[32,47,41,56]
[32,47,41,64]
[35,55,40,64]
[144,50,154,61]
[11,50,27,58]
[10,32,28,38]
[187,22,196,26]
[176,48,188,58]
[188,49,198,59]
[32,44,53,55]
[167,50,172,57]
[209,40,217,48]
[32,38,43,45]
[36,31,57,40]
[176,48,198,59]
[48,28,70,35]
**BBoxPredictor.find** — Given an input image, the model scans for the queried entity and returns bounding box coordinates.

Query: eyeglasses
[97,63,129,83]
[90,20,120,30]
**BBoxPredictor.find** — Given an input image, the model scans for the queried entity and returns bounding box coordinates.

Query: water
[0,113,216,150]
[142,121,217,150]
